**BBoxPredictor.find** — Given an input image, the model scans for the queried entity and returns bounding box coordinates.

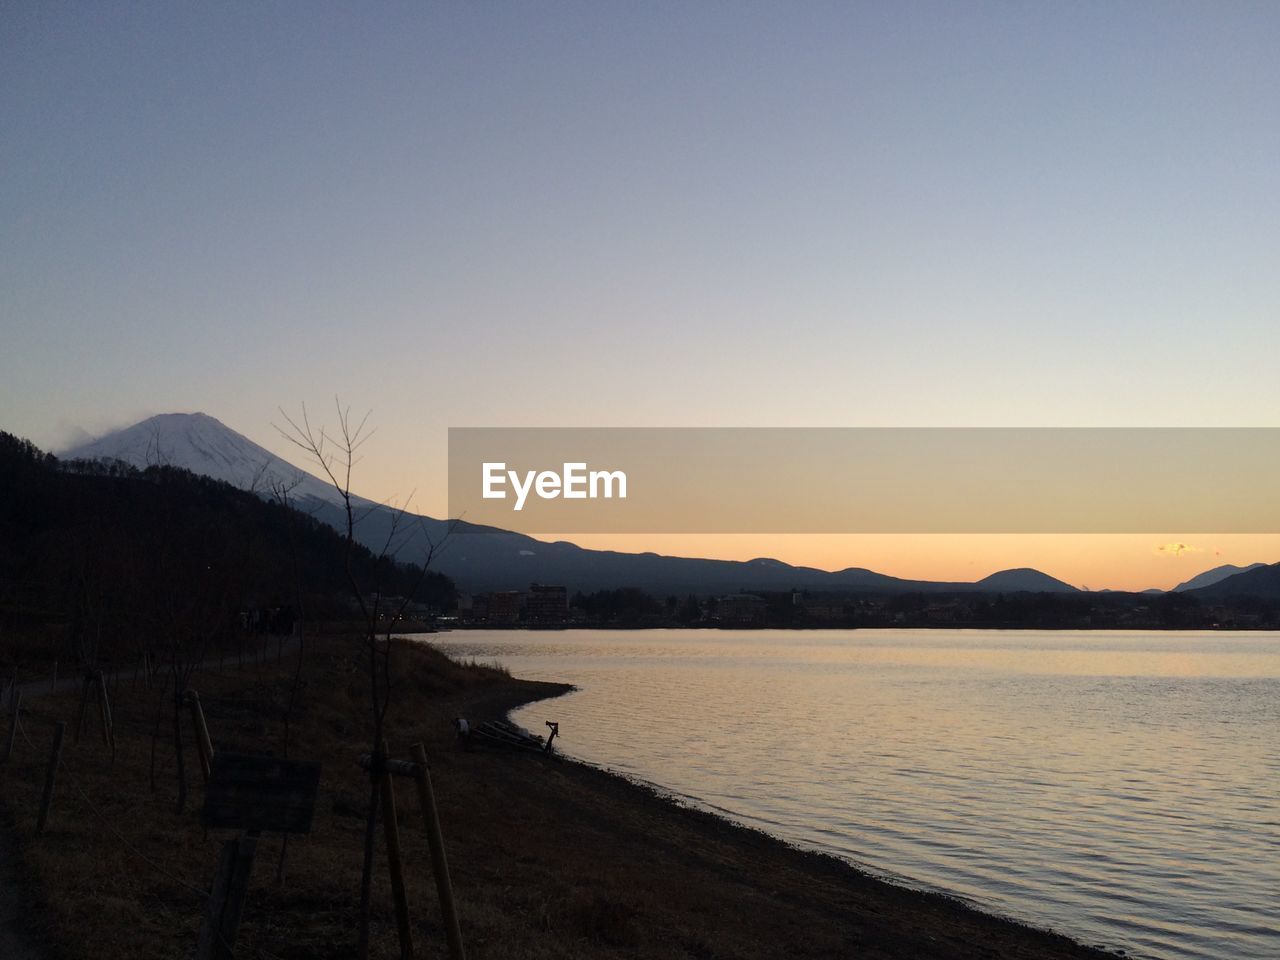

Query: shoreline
[490,674,1123,960]
[0,634,1125,959]
[443,621,1280,632]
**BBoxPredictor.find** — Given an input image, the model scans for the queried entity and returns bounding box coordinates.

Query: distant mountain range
[1171,563,1268,592]
[1187,562,1280,601]
[60,413,1270,600]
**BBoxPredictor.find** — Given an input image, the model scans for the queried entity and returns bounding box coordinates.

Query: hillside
[1189,562,1280,601]
[975,568,1079,593]
[1172,562,1268,592]
[0,430,452,661]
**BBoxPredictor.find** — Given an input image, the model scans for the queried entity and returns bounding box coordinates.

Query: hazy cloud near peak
[1156,543,1202,557]
[50,409,158,455]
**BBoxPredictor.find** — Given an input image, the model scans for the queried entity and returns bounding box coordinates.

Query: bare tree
[154,521,242,811]
[266,473,307,753]
[276,399,450,957]
[130,463,249,811]
[266,473,308,884]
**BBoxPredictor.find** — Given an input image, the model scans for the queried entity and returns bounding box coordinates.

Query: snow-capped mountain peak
[61,412,353,507]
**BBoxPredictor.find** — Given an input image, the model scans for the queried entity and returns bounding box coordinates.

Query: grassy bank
[0,634,1116,959]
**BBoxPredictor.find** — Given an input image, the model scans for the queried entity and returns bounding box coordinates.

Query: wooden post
[380,740,414,960]
[96,670,116,759]
[36,721,66,834]
[544,721,559,754]
[74,672,92,744]
[196,835,258,960]
[358,777,380,960]
[197,841,237,960]
[221,835,257,957]
[2,688,20,763]
[187,690,214,782]
[411,741,465,960]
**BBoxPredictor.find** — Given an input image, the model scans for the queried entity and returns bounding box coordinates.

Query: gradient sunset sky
[3,3,1279,590]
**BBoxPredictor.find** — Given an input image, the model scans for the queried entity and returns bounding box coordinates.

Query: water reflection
[418,629,1280,960]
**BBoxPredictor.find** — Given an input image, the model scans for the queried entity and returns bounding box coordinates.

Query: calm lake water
[419,629,1280,960]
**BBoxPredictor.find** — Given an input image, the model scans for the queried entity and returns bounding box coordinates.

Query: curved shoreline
[489,673,1125,960]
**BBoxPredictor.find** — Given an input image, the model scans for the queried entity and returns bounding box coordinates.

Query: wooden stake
[186,690,214,782]
[2,688,20,764]
[197,841,237,960]
[37,721,66,834]
[197,835,258,960]
[96,670,116,759]
[74,672,92,744]
[221,835,257,957]
[380,740,414,960]
[357,778,380,960]
[411,741,465,960]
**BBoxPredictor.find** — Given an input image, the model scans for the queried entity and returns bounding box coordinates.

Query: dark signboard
[202,752,321,834]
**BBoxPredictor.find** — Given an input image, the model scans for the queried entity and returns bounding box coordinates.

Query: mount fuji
[63,412,356,509]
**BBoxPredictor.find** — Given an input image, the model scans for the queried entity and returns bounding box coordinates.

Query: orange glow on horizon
[540,533,1280,593]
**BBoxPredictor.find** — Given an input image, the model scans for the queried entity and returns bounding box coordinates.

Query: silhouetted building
[801,597,847,621]
[716,593,767,623]
[526,583,568,622]
[473,591,523,624]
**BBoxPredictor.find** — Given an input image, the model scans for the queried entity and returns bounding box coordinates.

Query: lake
[419,629,1280,960]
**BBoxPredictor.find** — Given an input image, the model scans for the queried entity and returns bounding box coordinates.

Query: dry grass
[0,626,64,677]
[1,634,1115,960]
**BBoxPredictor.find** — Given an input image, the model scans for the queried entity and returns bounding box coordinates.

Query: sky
[3,2,1279,590]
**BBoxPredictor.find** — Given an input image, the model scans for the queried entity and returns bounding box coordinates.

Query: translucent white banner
[447,428,1280,533]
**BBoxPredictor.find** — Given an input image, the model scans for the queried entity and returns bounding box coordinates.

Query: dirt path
[8,636,300,704]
